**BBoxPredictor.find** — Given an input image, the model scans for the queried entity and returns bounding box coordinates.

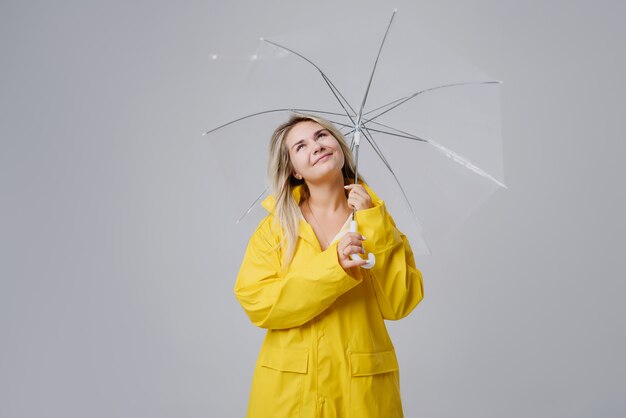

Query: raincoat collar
[260,180,381,214]
[260,180,382,250]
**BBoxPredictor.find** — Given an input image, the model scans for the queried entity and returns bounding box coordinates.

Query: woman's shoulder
[251,213,282,241]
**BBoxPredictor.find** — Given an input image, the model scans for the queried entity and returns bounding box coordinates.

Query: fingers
[347,196,367,211]
[338,232,365,258]
[339,248,369,269]
[344,184,366,199]
[341,244,365,257]
[343,257,369,269]
[344,184,373,210]
[340,232,364,248]
[337,232,370,271]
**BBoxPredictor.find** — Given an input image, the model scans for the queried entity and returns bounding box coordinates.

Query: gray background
[1,1,625,417]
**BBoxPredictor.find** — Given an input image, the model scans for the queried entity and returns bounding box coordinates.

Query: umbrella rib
[327,120,354,129]
[294,109,350,118]
[427,138,508,189]
[346,129,356,152]
[351,8,398,191]
[361,127,393,169]
[367,120,430,141]
[261,39,357,125]
[321,73,357,122]
[360,127,424,232]
[361,126,428,142]
[362,96,408,118]
[364,80,502,122]
[203,108,348,136]
[367,121,507,189]
[236,188,269,224]
[356,9,397,124]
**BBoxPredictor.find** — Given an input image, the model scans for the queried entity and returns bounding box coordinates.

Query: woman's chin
[307,168,344,184]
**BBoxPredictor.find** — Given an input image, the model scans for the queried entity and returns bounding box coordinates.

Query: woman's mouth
[314,153,332,165]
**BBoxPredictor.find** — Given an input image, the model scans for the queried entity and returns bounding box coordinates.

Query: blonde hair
[268,114,357,268]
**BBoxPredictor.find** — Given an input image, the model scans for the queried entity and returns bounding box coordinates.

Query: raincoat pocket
[248,346,308,418]
[350,350,398,376]
[349,350,403,418]
[259,346,309,374]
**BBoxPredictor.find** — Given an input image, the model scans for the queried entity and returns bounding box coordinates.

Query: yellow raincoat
[235,183,424,418]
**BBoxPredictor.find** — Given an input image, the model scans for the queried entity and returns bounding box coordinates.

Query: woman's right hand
[337,232,368,271]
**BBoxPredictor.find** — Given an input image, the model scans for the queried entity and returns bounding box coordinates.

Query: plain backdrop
[1,1,625,417]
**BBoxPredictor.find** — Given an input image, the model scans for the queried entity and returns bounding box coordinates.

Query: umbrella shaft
[354,144,360,185]
[353,130,361,186]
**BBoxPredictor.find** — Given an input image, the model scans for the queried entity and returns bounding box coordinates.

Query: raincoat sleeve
[234,217,362,330]
[354,199,424,320]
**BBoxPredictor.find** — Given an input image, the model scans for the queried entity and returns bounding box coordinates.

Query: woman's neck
[304,175,349,215]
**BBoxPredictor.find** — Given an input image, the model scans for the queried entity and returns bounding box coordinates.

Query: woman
[234,114,424,418]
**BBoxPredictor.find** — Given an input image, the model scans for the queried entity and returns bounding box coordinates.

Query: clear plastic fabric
[204,10,505,255]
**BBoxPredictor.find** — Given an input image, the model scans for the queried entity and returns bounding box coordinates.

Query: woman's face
[284,121,345,184]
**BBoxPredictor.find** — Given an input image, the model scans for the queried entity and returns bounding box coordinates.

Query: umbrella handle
[350,220,376,269]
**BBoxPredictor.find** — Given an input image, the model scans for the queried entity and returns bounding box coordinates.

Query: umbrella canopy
[204,9,505,255]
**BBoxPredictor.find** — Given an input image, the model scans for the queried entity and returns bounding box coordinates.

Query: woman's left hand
[344,184,373,211]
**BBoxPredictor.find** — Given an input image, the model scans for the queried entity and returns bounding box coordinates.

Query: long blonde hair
[268,114,357,267]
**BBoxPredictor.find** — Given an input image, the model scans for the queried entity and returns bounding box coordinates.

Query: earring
[294,174,302,180]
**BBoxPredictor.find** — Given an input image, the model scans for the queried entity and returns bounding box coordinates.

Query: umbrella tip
[393,7,398,12]
[259,37,264,41]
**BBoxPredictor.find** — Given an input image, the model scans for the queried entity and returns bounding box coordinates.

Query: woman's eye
[296,144,304,151]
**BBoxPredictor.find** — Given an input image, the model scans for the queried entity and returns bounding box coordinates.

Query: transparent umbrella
[204,9,505,256]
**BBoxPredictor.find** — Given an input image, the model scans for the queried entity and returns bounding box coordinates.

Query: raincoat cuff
[354,200,396,251]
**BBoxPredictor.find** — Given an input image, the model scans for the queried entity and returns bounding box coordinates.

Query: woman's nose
[313,142,325,154]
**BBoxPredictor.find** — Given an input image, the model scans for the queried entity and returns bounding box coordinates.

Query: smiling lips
[314,152,333,165]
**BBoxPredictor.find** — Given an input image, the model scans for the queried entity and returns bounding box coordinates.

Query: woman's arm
[354,200,424,320]
[234,217,362,330]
